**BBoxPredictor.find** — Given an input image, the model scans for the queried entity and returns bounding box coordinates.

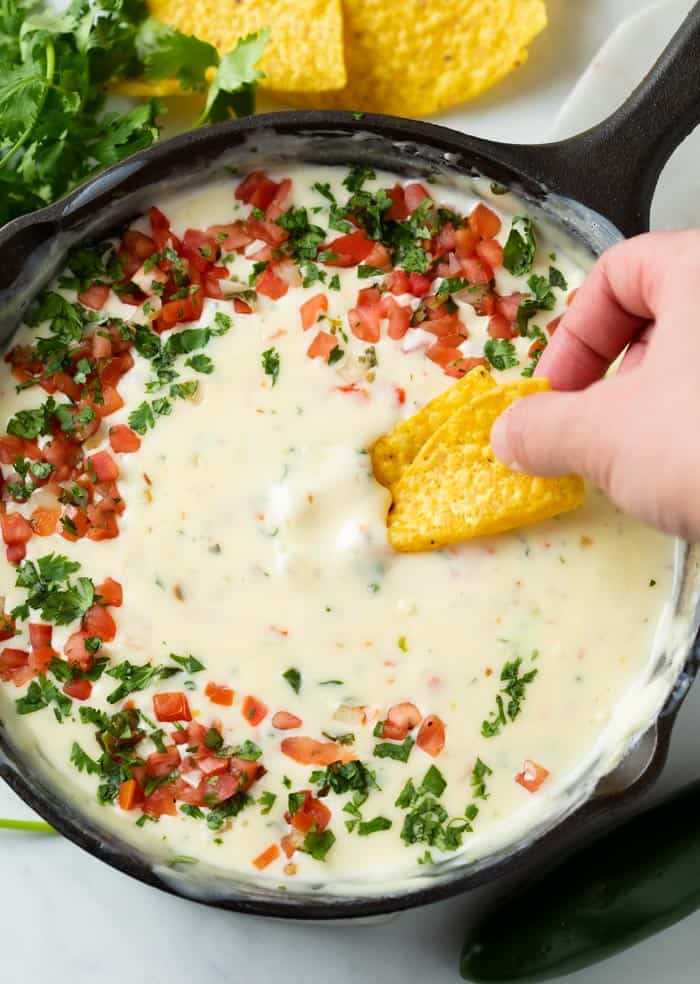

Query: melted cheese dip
[0,165,676,891]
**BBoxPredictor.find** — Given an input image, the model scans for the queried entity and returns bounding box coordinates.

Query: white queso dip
[0,163,676,889]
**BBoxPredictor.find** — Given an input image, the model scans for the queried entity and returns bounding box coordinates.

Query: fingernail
[491,412,524,472]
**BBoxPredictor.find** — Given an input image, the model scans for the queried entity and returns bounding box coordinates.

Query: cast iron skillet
[1,6,700,920]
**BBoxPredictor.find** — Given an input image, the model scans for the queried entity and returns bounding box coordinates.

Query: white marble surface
[3,1,700,980]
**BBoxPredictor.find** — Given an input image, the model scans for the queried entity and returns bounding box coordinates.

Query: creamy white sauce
[0,165,678,893]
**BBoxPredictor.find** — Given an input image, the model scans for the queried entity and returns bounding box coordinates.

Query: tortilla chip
[113,0,346,98]
[370,366,495,490]
[387,378,585,552]
[271,0,547,116]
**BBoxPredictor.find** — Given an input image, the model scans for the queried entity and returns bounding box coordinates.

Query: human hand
[490,230,700,541]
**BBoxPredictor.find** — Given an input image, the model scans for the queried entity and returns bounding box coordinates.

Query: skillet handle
[534,1,700,238]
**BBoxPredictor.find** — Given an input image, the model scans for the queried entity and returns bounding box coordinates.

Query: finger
[490,379,625,484]
[618,325,654,374]
[536,232,677,391]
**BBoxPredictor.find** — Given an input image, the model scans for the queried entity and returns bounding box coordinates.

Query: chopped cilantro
[300,828,335,861]
[484,338,518,371]
[358,816,392,836]
[373,736,414,763]
[503,216,536,276]
[282,667,301,693]
[261,347,280,386]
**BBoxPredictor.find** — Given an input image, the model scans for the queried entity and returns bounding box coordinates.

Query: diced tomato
[280,736,355,766]
[181,228,219,272]
[386,184,408,221]
[5,542,26,563]
[60,507,89,542]
[271,711,302,730]
[476,238,504,270]
[470,203,502,239]
[233,297,253,315]
[78,284,110,311]
[92,333,112,360]
[63,678,92,701]
[29,624,52,650]
[242,695,268,726]
[444,357,488,379]
[93,385,123,419]
[143,785,178,817]
[462,256,494,285]
[299,293,329,332]
[204,681,234,706]
[404,182,432,212]
[265,177,292,220]
[108,424,140,454]
[386,269,410,295]
[380,295,411,339]
[86,505,119,542]
[230,757,263,791]
[82,604,117,642]
[87,451,119,483]
[1,512,32,545]
[381,719,409,740]
[427,344,465,372]
[455,227,480,259]
[546,315,562,336]
[245,218,289,248]
[64,631,95,671]
[433,222,457,257]
[281,830,304,859]
[172,729,189,745]
[307,330,337,362]
[153,692,191,723]
[118,778,143,812]
[496,292,522,323]
[387,702,422,731]
[416,714,446,757]
[147,747,181,777]
[235,170,280,211]
[122,229,157,261]
[488,314,517,340]
[0,647,28,682]
[0,435,33,464]
[185,772,238,806]
[207,221,253,251]
[161,296,201,326]
[515,760,550,793]
[28,644,56,675]
[149,207,171,249]
[287,790,331,833]
[100,352,134,386]
[253,844,280,870]
[364,241,392,270]
[395,385,406,405]
[348,305,380,343]
[197,755,230,778]
[256,264,289,300]
[31,506,60,537]
[407,272,433,297]
[322,230,374,267]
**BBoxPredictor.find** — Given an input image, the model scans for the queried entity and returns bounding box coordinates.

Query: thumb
[490,382,618,483]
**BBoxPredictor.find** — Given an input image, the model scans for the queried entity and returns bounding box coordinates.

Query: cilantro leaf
[198,29,268,125]
[484,338,518,371]
[261,347,280,386]
[503,216,536,276]
[135,18,217,90]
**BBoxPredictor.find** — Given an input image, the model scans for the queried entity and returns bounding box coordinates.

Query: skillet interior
[0,115,699,918]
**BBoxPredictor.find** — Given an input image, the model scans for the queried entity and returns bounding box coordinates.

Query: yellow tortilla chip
[271,0,547,116]
[113,0,346,98]
[370,366,495,490]
[387,379,585,552]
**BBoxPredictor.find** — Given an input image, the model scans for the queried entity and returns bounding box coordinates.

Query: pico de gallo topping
[0,164,674,886]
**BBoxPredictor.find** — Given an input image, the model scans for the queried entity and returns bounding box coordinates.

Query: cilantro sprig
[0,0,268,224]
